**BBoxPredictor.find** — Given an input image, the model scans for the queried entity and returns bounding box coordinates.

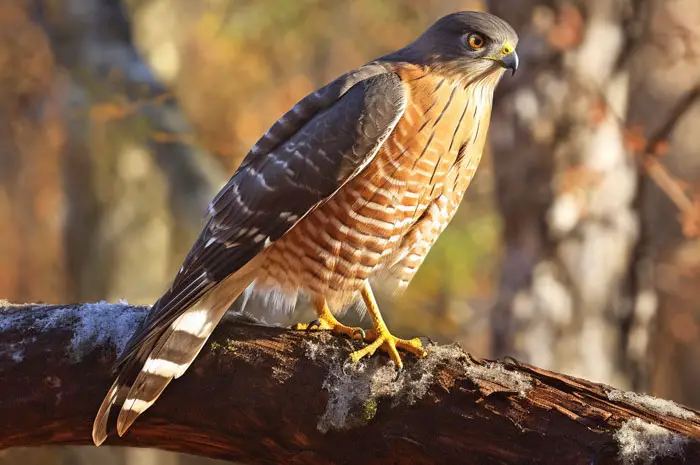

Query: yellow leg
[292,296,365,340]
[349,281,427,369]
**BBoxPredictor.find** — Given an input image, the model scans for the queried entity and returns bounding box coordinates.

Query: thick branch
[1,302,700,464]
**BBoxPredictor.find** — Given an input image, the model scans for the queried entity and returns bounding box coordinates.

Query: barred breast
[254,64,497,312]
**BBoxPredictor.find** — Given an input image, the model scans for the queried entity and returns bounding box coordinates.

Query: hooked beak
[499,50,519,75]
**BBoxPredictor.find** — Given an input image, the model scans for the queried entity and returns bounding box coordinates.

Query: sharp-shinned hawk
[93,11,519,445]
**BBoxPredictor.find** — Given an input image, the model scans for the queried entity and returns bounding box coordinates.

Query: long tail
[92,273,255,446]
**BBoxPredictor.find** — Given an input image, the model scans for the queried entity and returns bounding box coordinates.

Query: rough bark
[487,0,648,391]
[2,302,700,465]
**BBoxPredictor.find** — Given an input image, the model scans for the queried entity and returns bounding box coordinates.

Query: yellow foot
[292,315,366,341]
[349,329,427,370]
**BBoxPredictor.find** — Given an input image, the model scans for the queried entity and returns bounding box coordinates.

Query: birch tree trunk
[487,0,645,391]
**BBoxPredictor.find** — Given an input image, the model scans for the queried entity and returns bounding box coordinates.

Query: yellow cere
[501,41,515,55]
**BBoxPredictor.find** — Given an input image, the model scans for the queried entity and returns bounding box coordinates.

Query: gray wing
[115,64,407,366]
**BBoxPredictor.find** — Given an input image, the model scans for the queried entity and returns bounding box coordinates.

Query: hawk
[93,11,518,445]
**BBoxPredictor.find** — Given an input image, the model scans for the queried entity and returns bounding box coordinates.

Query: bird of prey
[93,10,518,445]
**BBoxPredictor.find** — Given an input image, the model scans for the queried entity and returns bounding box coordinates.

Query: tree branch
[643,83,700,154]
[1,302,700,464]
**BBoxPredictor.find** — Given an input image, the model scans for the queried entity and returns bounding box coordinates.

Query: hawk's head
[396,11,520,79]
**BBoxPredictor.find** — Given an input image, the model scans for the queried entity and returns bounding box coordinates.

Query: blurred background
[1,0,700,463]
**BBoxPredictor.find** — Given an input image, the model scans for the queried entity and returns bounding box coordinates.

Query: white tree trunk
[488,0,644,390]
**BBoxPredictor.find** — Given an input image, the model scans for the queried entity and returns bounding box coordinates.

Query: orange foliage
[547,2,584,51]
[623,125,647,153]
[681,197,700,238]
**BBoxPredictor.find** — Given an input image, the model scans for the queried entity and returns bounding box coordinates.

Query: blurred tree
[487,0,647,391]
[625,0,700,407]
[0,0,66,304]
[1,0,224,464]
[38,0,225,304]
[489,0,700,403]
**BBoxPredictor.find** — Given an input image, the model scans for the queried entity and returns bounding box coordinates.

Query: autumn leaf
[623,126,647,153]
[547,3,584,51]
[681,200,700,238]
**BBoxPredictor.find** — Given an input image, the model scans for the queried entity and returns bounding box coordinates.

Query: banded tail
[92,272,255,446]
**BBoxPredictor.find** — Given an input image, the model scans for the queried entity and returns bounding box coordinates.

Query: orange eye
[467,33,485,50]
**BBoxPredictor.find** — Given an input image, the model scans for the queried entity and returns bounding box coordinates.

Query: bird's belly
[255,140,454,310]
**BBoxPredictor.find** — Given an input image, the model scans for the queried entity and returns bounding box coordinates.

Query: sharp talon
[349,332,426,369]
[293,310,369,342]
[394,366,404,381]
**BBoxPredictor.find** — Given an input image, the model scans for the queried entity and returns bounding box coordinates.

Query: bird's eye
[467,33,485,50]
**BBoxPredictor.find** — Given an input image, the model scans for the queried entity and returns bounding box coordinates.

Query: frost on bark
[487,0,644,390]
